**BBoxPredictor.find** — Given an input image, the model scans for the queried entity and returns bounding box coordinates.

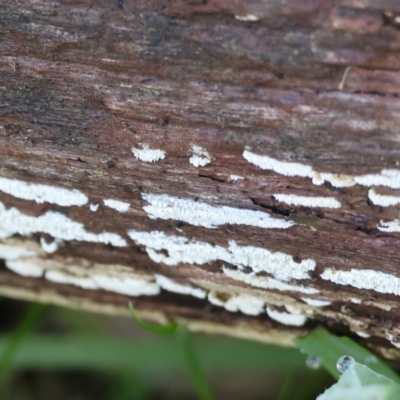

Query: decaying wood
[1,0,400,360]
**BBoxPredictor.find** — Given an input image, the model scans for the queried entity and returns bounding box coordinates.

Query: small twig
[339,66,352,91]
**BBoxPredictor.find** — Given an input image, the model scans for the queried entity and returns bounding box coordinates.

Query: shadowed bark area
[1,0,400,360]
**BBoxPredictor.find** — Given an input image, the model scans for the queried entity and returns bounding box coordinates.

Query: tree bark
[1,0,400,360]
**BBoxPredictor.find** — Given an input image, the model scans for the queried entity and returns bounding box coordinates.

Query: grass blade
[128,302,177,334]
[277,371,293,400]
[0,334,307,373]
[176,328,215,400]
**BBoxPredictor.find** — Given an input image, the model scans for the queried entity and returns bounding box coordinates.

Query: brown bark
[1,0,400,360]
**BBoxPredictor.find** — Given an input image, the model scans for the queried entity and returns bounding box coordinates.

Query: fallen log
[1,0,400,360]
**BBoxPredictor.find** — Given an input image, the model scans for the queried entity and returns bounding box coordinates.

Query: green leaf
[295,328,400,383]
[0,334,307,373]
[176,328,215,400]
[128,302,177,334]
[317,362,400,400]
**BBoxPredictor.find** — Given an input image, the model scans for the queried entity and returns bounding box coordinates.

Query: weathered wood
[1,0,400,359]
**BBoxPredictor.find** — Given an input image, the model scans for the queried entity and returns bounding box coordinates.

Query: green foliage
[317,362,400,400]
[295,327,400,383]
[0,334,306,373]
[0,303,46,381]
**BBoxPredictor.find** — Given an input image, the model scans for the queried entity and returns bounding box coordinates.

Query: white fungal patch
[189,145,211,167]
[230,175,244,181]
[355,331,371,338]
[131,145,165,162]
[128,230,316,281]
[224,295,265,315]
[368,189,400,207]
[5,259,44,277]
[207,291,226,307]
[301,298,331,307]
[0,201,127,247]
[243,150,355,187]
[40,237,62,254]
[0,228,11,239]
[222,268,319,294]
[351,298,362,304]
[44,266,160,296]
[243,150,400,189]
[142,193,294,230]
[90,203,100,212]
[346,119,377,131]
[103,199,130,213]
[273,194,341,209]
[45,270,98,289]
[91,274,160,296]
[385,333,400,349]
[0,243,39,260]
[354,169,400,189]
[0,176,88,206]
[155,274,206,299]
[378,219,400,233]
[266,306,307,326]
[243,150,315,179]
[321,268,400,296]
[235,14,260,21]
[208,292,265,316]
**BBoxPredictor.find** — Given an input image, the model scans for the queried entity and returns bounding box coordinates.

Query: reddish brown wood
[1,0,400,359]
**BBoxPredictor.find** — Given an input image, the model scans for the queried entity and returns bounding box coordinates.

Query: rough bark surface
[1,0,400,359]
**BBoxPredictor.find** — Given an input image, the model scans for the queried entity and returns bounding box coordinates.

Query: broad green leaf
[317,362,400,400]
[295,328,400,383]
[128,302,177,334]
[0,334,306,373]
